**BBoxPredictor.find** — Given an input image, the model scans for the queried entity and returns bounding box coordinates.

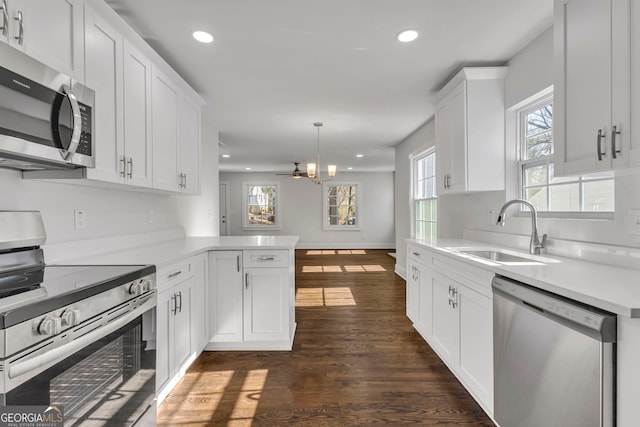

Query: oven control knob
[38,317,62,336]
[60,309,80,326]
[141,279,153,292]
[128,282,143,296]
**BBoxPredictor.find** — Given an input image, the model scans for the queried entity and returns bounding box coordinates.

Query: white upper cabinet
[554,0,640,174]
[626,0,640,167]
[151,67,180,192]
[435,67,508,194]
[122,40,152,187]
[0,0,82,79]
[14,0,204,193]
[81,7,154,188]
[178,95,201,194]
[84,6,124,184]
[152,66,202,194]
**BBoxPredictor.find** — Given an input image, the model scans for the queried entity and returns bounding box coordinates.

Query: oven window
[5,315,155,426]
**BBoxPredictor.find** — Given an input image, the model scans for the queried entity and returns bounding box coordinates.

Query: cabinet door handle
[245,272,249,289]
[14,10,23,46]
[127,157,133,178]
[236,255,240,272]
[611,125,621,159]
[597,128,606,161]
[167,270,182,279]
[170,294,177,315]
[183,173,187,189]
[1,0,9,37]
[177,291,183,313]
[120,156,126,177]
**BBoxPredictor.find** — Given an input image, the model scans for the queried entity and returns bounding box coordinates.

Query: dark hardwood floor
[158,249,494,426]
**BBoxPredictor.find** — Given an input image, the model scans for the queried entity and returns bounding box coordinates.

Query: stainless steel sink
[460,250,535,263]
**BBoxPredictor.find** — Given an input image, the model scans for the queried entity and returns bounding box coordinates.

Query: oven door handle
[8,297,155,381]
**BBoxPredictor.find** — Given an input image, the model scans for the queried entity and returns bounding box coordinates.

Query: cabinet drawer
[407,245,430,264]
[243,250,289,268]
[156,258,193,291]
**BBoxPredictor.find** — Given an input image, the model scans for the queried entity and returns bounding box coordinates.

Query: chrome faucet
[496,199,547,255]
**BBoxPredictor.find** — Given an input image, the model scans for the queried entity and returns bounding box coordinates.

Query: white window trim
[323,182,361,231]
[410,148,437,240]
[242,182,281,230]
[513,90,614,220]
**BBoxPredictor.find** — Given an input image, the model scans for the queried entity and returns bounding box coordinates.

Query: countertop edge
[406,238,640,318]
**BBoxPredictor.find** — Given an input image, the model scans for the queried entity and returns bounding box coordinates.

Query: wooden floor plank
[158,249,495,426]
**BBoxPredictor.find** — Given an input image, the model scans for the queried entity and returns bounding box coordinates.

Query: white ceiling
[105,0,553,174]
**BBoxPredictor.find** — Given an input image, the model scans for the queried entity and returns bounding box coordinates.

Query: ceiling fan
[276,162,308,179]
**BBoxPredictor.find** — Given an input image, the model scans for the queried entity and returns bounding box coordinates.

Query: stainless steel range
[0,211,157,426]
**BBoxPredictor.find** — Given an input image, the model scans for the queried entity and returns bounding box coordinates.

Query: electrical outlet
[208,209,214,221]
[74,209,86,229]
[487,210,494,226]
[147,210,154,224]
[628,210,640,235]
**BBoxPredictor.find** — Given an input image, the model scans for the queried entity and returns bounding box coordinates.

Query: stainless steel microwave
[0,43,94,171]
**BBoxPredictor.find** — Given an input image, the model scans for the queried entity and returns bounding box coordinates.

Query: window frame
[241,182,281,230]
[322,182,361,231]
[412,149,437,240]
[516,95,615,219]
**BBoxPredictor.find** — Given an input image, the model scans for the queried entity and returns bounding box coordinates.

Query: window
[242,183,280,230]
[518,97,614,214]
[323,183,360,230]
[413,150,437,240]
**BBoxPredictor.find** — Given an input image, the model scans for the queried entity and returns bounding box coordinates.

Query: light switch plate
[628,210,640,235]
[74,209,86,229]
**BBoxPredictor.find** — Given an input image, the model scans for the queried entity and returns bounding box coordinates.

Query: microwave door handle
[59,85,82,161]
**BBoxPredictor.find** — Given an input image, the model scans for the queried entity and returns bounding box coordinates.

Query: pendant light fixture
[306,122,336,184]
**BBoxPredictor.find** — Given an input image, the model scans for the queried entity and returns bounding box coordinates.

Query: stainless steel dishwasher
[492,275,616,427]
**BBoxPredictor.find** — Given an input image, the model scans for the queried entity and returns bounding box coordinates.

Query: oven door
[1,310,156,426]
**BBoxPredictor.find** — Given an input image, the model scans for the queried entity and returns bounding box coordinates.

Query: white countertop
[408,238,640,318]
[57,235,300,269]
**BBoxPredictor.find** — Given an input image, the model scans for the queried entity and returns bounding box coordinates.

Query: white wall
[0,169,181,244]
[394,24,640,274]
[441,25,640,249]
[219,171,395,249]
[0,121,219,247]
[393,120,435,276]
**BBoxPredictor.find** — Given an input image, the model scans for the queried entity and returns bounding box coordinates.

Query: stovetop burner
[0,264,156,329]
[0,267,43,299]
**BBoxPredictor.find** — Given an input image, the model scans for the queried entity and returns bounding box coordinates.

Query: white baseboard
[295,242,395,250]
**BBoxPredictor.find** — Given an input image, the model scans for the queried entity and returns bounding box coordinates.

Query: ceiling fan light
[328,164,337,177]
[307,163,316,178]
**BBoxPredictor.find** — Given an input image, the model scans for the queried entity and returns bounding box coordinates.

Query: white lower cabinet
[155,255,208,403]
[244,267,289,342]
[207,249,295,350]
[406,243,494,416]
[406,245,433,340]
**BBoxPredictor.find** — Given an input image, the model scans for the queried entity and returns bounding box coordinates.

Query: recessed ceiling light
[396,29,418,43]
[356,154,364,158]
[348,167,353,170]
[193,30,214,44]
[222,154,230,158]
[245,167,252,170]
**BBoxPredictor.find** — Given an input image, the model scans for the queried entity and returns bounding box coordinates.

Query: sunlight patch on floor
[306,249,367,255]
[229,369,269,425]
[296,287,357,307]
[302,264,386,273]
